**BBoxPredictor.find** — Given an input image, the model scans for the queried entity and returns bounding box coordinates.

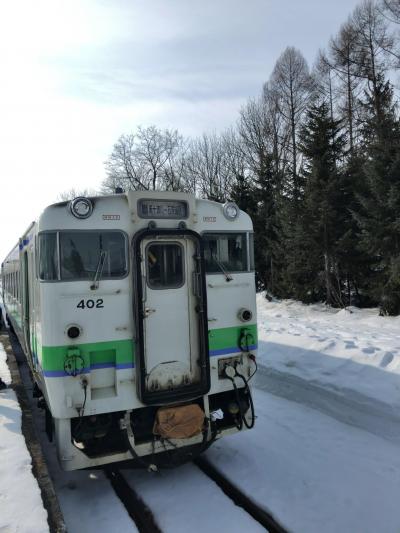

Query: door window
[146,243,184,289]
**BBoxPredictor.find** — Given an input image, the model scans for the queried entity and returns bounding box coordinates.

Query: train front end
[35,191,257,470]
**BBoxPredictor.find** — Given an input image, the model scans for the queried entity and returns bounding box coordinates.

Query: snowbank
[257,294,400,406]
[0,343,49,533]
[256,295,400,434]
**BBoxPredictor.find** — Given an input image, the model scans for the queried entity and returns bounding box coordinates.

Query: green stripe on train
[208,324,257,351]
[41,339,135,372]
[39,324,257,373]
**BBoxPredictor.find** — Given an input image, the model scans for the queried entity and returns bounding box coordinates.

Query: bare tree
[185,133,230,200]
[324,21,363,153]
[314,52,335,118]
[57,188,98,201]
[270,47,313,206]
[351,1,396,117]
[103,133,149,192]
[238,96,270,178]
[163,137,194,192]
[220,128,247,184]
[135,126,181,190]
[381,0,400,23]
[263,83,292,175]
[103,126,184,193]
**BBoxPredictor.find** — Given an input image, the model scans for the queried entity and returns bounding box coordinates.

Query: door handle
[144,307,156,317]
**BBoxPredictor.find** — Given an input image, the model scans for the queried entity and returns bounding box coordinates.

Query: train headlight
[223,202,239,220]
[69,197,93,219]
[238,308,253,322]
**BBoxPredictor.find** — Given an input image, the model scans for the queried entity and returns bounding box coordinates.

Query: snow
[0,343,49,533]
[256,295,400,426]
[122,463,264,533]
[45,465,139,533]
[206,389,400,533]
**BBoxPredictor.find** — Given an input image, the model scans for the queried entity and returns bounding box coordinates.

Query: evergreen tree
[291,101,347,304]
[336,151,372,306]
[355,77,400,314]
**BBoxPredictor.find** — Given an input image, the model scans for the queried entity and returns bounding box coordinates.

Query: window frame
[201,231,254,274]
[145,241,185,290]
[38,229,129,282]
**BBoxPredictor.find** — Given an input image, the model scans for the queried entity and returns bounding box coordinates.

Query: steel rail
[194,456,288,533]
[105,468,162,533]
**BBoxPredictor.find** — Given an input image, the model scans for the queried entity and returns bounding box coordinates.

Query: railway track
[194,456,287,533]
[107,458,288,533]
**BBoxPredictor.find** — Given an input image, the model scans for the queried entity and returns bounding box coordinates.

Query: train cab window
[203,233,248,273]
[146,243,184,289]
[60,231,127,280]
[39,233,59,280]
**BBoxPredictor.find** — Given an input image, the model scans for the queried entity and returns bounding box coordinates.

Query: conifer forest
[102,0,400,315]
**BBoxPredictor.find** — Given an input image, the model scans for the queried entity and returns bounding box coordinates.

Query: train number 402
[77,299,104,309]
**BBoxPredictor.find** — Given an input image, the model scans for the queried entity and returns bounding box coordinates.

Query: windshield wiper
[214,256,233,282]
[91,251,107,290]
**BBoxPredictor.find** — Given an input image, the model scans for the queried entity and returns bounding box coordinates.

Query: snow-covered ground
[257,295,400,404]
[206,388,400,533]
[256,295,400,440]
[0,343,49,533]
[2,296,400,532]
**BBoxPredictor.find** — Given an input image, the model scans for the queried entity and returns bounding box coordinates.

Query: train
[1,191,257,470]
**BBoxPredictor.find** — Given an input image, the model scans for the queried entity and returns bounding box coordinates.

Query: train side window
[146,243,184,289]
[249,233,255,271]
[203,233,247,273]
[39,233,59,280]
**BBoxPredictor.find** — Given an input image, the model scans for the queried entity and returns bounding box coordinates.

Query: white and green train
[1,191,257,470]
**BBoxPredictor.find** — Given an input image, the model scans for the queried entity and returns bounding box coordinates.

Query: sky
[0,0,361,260]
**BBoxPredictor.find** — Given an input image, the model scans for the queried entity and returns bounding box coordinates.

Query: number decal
[77,299,104,309]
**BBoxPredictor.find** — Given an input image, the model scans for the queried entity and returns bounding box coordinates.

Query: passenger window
[203,233,248,273]
[147,243,184,289]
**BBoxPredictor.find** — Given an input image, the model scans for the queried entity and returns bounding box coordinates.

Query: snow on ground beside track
[206,388,400,533]
[0,343,49,533]
[44,462,139,533]
[256,294,400,410]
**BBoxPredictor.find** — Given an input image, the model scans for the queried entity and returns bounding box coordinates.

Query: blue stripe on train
[43,362,135,377]
[209,344,257,356]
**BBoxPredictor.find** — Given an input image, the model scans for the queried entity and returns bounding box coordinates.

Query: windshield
[203,233,248,273]
[39,231,127,281]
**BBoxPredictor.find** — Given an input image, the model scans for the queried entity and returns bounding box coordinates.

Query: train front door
[134,231,210,404]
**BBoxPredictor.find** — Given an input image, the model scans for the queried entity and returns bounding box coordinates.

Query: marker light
[223,202,239,220]
[70,197,93,219]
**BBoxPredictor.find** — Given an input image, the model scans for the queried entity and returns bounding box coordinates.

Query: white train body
[1,191,257,470]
